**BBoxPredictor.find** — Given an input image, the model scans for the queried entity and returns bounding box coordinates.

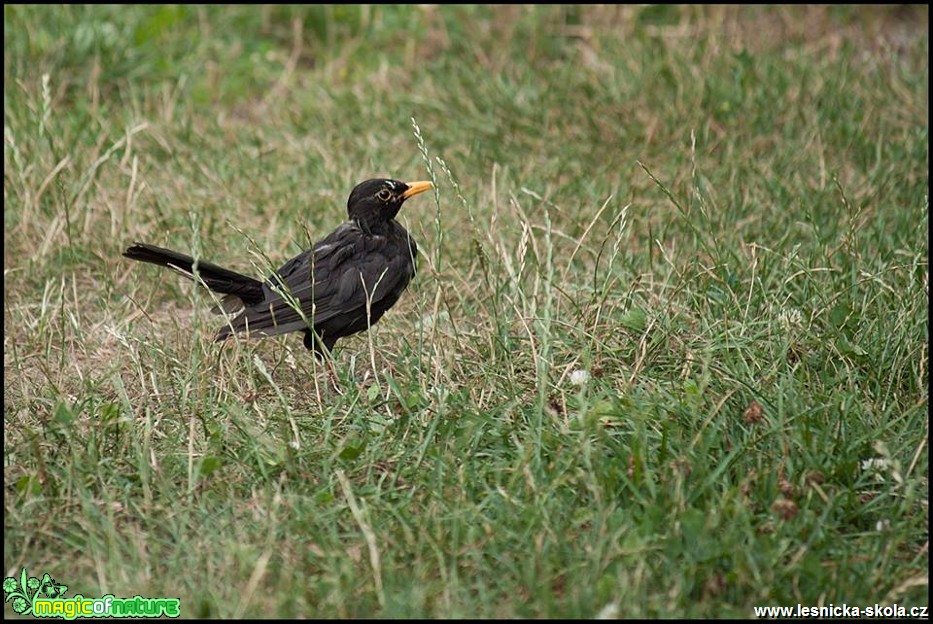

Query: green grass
[4,4,928,618]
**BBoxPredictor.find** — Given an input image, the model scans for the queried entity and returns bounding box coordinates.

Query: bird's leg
[305,330,343,395]
[324,357,343,395]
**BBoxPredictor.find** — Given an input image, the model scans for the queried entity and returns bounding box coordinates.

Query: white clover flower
[596,602,619,619]
[570,369,590,386]
[862,458,893,483]
[778,306,803,331]
[861,456,903,486]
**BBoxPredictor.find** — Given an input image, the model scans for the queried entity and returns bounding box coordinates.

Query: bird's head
[347,178,433,229]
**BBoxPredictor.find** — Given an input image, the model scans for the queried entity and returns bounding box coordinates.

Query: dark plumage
[123,178,432,356]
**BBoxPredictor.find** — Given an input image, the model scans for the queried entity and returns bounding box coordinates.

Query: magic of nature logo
[3,569,180,619]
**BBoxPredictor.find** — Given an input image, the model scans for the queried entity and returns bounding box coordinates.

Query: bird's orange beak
[401,181,433,200]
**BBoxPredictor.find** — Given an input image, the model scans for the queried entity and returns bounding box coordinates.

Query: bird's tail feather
[123,242,265,305]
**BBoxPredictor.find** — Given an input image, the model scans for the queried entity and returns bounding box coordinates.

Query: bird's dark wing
[217,221,417,340]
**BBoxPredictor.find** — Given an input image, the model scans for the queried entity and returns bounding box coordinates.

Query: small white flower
[861,457,903,485]
[596,602,619,619]
[570,369,590,386]
[861,457,890,475]
[861,458,886,470]
[778,306,803,331]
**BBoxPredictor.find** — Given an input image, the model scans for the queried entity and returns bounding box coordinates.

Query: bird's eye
[376,189,393,202]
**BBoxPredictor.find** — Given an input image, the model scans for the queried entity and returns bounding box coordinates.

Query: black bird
[123,178,433,356]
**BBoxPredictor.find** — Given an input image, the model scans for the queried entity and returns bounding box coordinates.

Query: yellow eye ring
[376,189,393,202]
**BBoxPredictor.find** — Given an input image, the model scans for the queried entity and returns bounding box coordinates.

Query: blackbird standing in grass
[123,178,433,357]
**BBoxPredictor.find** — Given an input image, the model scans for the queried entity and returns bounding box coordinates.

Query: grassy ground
[4,5,928,618]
